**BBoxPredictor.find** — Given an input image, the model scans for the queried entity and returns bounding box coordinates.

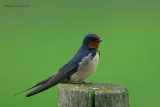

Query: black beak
[96,39,102,42]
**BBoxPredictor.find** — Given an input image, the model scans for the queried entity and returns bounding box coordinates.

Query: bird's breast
[70,52,99,83]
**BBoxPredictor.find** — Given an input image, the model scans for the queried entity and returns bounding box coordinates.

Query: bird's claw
[78,81,92,85]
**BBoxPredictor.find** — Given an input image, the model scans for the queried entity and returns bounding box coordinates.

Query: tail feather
[14,76,53,96]
[26,72,65,97]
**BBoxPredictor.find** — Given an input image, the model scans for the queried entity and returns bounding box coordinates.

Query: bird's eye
[89,37,92,40]
[89,37,97,41]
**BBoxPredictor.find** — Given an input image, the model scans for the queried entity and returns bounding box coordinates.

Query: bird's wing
[23,47,97,97]
[25,55,82,97]
[25,50,84,97]
[59,47,97,75]
[26,65,79,97]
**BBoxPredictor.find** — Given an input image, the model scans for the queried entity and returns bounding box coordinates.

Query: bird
[15,33,102,97]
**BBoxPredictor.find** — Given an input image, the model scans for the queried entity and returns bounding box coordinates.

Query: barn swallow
[15,33,102,97]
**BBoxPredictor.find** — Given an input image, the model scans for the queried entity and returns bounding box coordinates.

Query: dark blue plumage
[59,46,97,75]
[15,33,102,97]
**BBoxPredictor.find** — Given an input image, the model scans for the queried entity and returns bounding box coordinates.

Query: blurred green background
[0,0,160,107]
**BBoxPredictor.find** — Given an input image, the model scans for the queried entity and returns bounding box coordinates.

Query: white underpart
[70,52,99,83]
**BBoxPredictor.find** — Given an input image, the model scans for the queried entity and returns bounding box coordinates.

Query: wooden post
[58,82,129,107]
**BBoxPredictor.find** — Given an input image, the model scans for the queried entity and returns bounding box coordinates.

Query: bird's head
[82,33,102,49]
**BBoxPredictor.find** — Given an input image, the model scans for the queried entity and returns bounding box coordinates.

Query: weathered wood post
[58,82,129,107]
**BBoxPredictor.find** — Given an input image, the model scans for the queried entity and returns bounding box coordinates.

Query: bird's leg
[80,81,86,85]
[78,81,92,85]
[74,81,86,85]
[71,81,92,85]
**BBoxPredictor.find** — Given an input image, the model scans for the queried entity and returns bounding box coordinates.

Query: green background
[0,0,160,107]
